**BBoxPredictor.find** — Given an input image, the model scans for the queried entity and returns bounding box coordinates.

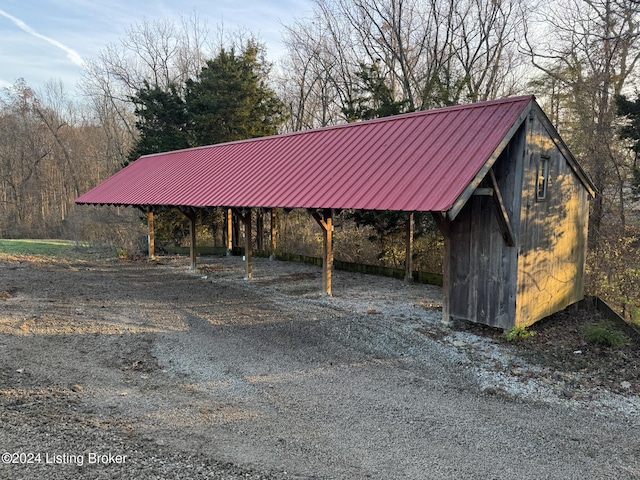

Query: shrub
[503,326,536,342]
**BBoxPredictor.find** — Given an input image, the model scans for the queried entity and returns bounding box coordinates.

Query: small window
[537,156,550,201]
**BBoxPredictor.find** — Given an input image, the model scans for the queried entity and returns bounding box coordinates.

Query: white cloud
[0,7,85,67]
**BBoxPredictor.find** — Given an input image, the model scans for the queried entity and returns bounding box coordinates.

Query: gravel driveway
[1,254,638,479]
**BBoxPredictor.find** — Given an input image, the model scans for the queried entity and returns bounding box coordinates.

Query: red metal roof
[76,95,535,212]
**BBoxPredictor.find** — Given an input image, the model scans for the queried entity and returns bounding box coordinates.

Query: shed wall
[514,114,590,327]
[446,125,526,329]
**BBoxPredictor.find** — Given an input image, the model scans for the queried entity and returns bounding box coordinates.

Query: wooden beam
[256,209,264,251]
[441,220,452,325]
[245,211,252,279]
[431,211,452,324]
[431,211,449,237]
[404,212,414,282]
[448,102,533,221]
[472,188,494,196]
[310,208,333,296]
[488,169,516,247]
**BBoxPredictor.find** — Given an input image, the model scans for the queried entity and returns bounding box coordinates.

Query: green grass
[584,321,630,348]
[0,239,80,256]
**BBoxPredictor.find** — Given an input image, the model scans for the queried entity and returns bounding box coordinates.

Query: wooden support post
[184,210,197,270]
[404,212,414,282]
[145,209,155,259]
[432,212,451,325]
[441,227,452,325]
[233,211,240,251]
[310,208,333,296]
[256,209,264,252]
[270,209,277,260]
[226,208,233,256]
[245,211,252,279]
[235,208,253,279]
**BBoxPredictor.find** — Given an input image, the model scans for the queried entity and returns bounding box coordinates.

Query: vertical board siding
[446,128,523,329]
[445,111,589,330]
[515,115,589,327]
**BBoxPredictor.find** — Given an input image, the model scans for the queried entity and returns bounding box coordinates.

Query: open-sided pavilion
[76,96,595,329]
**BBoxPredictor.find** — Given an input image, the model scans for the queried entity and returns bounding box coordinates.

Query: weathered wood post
[226,208,233,256]
[145,209,155,259]
[270,208,277,260]
[432,212,451,325]
[184,209,198,270]
[256,209,264,252]
[235,208,253,279]
[404,211,414,282]
[244,210,252,279]
[311,208,333,296]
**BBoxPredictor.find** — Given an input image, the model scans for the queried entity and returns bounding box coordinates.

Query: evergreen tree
[342,62,409,122]
[127,82,190,165]
[186,42,286,146]
[125,41,286,247]
[127,40,285,163]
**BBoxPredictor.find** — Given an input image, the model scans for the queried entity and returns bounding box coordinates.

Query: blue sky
[0,0,313,94]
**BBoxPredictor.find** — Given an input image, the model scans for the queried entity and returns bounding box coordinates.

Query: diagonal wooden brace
[489,169,516,247]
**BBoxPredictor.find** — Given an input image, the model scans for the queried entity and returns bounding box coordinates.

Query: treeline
[1,1,639,322]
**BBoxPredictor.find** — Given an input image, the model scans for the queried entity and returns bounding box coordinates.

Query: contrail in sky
[0,8,85,67]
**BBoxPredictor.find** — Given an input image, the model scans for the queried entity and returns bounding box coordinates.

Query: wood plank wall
[515,114,589,327]
[446,124,526,329]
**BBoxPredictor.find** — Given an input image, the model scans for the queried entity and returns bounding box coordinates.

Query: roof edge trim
[447,100,534,221]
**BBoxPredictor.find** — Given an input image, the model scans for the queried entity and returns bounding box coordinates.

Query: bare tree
[0,81,53,235]
[525,0,640,239]
[279,15,350,129]
[80,13,214,157]
[277,0,528,130]
[450,0,527,101]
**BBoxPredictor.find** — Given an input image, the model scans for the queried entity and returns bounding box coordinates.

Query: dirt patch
[0,288,16,300]
[453,308,640,396]
[1,253,639,479]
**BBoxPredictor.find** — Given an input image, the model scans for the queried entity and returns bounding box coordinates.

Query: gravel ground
[0,253,639,479]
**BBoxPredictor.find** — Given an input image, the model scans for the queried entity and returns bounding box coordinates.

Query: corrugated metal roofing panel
[75,95,535,212]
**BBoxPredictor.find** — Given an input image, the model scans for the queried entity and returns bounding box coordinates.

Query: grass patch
[584,321,629,348]
[0,239,81,257]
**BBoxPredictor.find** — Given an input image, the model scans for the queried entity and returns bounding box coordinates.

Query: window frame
[536,155,550,201]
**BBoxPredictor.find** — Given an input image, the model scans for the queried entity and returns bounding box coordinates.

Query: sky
[0,0,314,95]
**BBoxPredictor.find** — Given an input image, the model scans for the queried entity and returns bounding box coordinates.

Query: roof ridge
[139,95,535,160]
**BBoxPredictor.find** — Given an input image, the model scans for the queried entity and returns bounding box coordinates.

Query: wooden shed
[76,95,595,330]
[440,105,595,328]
